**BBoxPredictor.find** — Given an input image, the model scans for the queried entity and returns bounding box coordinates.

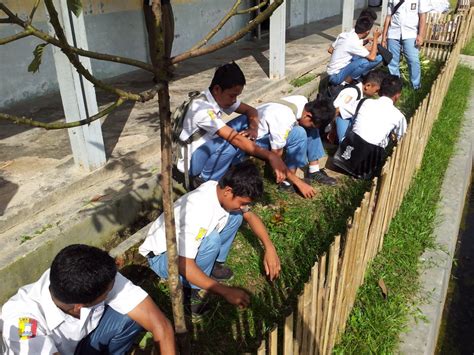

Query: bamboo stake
[309,263,319,355]
[284,313,294,355]
[257,339,266,355]
[294,292,304,355]
[269,327,278,355]
[301,281,312,353]
[316,254,326,350]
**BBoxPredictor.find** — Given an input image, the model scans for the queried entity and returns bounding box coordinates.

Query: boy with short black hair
[327,16,383,86]
[140,161,281,315]
[334,75,407,179]
[178,62,287,187]
[334,69,386,142]
[2,244,176,354]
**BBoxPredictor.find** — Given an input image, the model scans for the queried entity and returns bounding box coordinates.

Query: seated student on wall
[139,161,281,316]
[334,70,385,143]
[229,95,337,193]
[333,75,407,179]
[177,62,287,188]
[1,244,176,355]
[327,16,382,86]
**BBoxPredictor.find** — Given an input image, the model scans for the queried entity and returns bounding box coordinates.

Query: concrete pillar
[381,0,389,27]
[269,0,286,79]
[342,0,355,32]
[48,0,106,171]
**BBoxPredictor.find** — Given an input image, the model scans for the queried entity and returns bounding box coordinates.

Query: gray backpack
[171,91,206,189]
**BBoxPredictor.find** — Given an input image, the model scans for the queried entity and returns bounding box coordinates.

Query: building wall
[0,0,365,108]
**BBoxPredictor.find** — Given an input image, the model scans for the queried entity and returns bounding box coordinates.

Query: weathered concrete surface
[398,63,474,354]
[0,11,368,303]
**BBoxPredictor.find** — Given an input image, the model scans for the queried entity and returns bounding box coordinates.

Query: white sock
[281,180,291,186]
[309,165,320,174]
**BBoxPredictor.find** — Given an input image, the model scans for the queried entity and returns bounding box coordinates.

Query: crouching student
[334,70,385,143]
[1,244,176,355]
[327,16,382,86]
[139,161,281,315]
[178,62,287,188]
[333,75,407,179]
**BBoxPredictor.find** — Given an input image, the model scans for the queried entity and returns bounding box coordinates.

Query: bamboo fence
[254,7,474,355]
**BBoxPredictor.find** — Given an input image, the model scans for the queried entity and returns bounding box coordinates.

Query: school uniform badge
[195,228,207,241]
[208,109,217,120]
[18,317,38,339]
[411,3,417,9]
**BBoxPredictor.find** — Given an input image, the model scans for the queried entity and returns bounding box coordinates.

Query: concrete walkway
[398,58,474,354]
[0,11,384,303]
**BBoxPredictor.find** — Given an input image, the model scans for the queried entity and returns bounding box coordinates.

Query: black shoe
[277,181,296,193]
[308,169,337,186]
[211,262,234,281]
[184,288,211,317]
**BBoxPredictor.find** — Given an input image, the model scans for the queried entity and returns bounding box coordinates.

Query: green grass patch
[290,73,316,87]
[334,65,473,354]
[461,36,474,56]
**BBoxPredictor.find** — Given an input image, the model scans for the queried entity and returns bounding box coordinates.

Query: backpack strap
[271,99,299,116]
[353,98,367,124]
[340,83,362,101]
[392,0,406,15]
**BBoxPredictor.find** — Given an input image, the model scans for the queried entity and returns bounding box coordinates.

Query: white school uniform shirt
[256,95,308,150]
[177,89,241,172]
[327,30,370,75]
[333,82,364,120]
[426,0,449,12]
[387,0,430,39]
[347,96,407,148]
[1,271,147,355]
[139,180,230,259]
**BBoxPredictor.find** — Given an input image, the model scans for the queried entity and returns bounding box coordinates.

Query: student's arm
[366,28,381,61]
[382,15,392,47]
[178,256,250,307]
[127,297,177,355]
[328,45,334,54]
[243,211,281,280]
[416,12,427,47]
[235,102,259,140]
[216,125,287,183]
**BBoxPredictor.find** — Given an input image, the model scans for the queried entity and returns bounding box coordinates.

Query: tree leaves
[67,0,83,17]
[28,43,48,73]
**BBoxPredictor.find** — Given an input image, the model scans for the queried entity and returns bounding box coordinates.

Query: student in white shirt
[382,0,429,89]
[140,161,281,315]
[334,75,407,179]
[327,16,382,86]
[334,70,385,143]
[178,62,287,187]
[1,244,175,355]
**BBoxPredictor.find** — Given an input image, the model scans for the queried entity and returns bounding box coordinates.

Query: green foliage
[290,74,316,87]
[461,36,474,56]
[334,66,473,353]
[28,43,48,73]
[67,0,83,17]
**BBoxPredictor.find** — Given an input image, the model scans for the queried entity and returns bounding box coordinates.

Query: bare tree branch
[190,0,242,51]
[172,0,283,64]
[43,0,149,102]
[236,1,268,15]
[0,3,155,73]
[0,97,125,130]
[0,3,18,21]
[0,30,32,45]
[0,18,12,23]
[29,0,42,23]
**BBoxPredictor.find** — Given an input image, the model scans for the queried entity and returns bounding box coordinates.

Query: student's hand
[415,34,424,47]
[221,286,251,308]
[373,27,381,39]
[381,38,387,48]
[295,180,316,199]
[263,246,281,281]
[268,154,288,183]
[239,128,258,141]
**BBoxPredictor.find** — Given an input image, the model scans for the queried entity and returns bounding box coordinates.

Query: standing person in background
[381,0,429,89]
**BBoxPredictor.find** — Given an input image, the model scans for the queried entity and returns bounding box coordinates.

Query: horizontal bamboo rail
[254,7,473,355]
